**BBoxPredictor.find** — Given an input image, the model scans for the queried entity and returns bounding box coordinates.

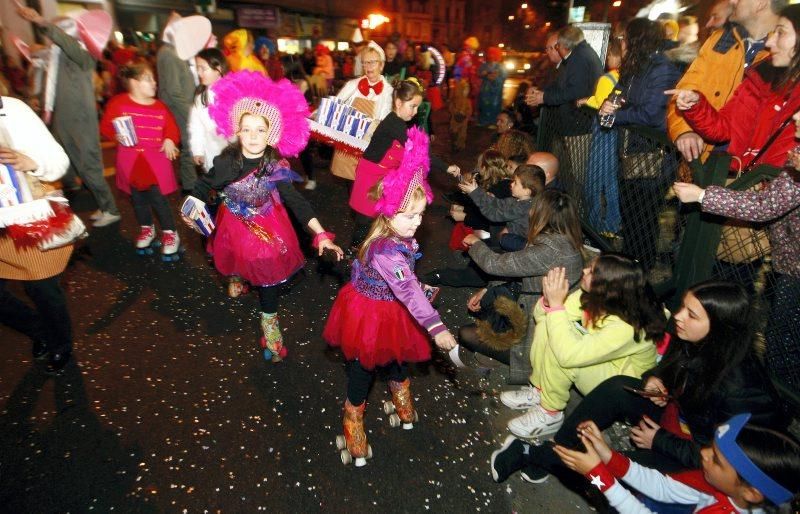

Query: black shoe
[520,463,550,484]
[45,350,71,375]
[32,340,49,360]
[422,271,442,286]
[490,435,532,483]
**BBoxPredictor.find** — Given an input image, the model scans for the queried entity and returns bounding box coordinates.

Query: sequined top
[223,162,301,218]
[352,236,447,336]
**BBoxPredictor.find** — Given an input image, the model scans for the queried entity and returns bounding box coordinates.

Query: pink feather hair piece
[208,70,310,157]
[374,126,434,217]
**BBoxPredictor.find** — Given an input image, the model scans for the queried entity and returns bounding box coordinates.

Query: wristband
[585,462,616,493]
[312,231,335,249]
[543,303,566,314]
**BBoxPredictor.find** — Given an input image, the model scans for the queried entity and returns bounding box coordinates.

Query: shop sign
[237,6,279,29]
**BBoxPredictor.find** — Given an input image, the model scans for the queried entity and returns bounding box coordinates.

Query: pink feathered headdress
[374,126,434,217]
[208,70,310,157]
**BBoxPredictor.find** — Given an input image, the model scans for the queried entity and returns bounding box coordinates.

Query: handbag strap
[742,108,797,173]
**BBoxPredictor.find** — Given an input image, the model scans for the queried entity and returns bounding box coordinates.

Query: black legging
[257,285,279,314]
[522,375,687,476]
[130,185,175,230]
[346,360,408,405]
[0,275,72,354]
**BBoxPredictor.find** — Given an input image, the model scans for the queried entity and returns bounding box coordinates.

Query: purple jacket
[352,237,447,337]
[703,171,800,277]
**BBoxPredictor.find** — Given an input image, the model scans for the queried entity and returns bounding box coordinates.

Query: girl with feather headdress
[323,126,457,467]
[185,71,343,363]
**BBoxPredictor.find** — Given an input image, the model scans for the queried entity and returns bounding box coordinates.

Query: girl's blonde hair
[477,149,508,188]
[358,185,427,261]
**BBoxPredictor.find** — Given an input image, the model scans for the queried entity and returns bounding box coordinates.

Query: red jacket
[683,64,800,171]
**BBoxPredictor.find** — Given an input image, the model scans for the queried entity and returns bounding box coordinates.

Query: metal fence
[536,105,800,399]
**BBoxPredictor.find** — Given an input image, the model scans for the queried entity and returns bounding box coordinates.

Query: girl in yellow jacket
[505,253,667,439]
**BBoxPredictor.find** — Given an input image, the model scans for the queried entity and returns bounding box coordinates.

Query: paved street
[0,112,598,513]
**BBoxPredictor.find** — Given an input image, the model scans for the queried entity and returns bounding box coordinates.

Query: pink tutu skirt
[323,283,432,369]
[207,203,305,286]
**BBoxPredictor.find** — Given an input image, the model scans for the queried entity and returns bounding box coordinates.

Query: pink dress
[348,140,404,217]
[207,166,305,287]
[99,94,180,195]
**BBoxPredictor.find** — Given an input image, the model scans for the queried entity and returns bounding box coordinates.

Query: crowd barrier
[536,105,799,400]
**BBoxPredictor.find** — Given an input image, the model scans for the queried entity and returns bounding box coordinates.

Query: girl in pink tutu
[324,126,457,467]
[186,71,343,362]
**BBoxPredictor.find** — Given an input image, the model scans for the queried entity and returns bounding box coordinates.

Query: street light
[612,1,621,6]
[362,13,390,30]
[508,15,515,20]
[521,3,528,8]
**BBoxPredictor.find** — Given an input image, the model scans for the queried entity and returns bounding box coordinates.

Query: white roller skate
[161,230,182,262]
[135,225,160,255]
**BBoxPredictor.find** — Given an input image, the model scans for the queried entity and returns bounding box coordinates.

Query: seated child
[458,164,544,251]
[555,415,800,514]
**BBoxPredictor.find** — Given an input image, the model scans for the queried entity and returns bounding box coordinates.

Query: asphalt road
[0,110,598,513]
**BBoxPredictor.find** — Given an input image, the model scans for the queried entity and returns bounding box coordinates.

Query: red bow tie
[358,77,383,96]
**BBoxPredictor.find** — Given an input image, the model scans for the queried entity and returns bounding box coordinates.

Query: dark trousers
[765,273,800,391]
[299,146,314,181]
[257,285,279,314]
[131,186,175,230]
[0,275,72,354]
[620,178,670,271]
[346,360,408,405]
[524,375,686,475]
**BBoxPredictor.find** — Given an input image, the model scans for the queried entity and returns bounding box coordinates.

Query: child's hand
[462,234,480,247]
[193,155,205,167]
[434,330,457,351]
[180,213,203,234]
[542,267,569,309]
[575,98,588,107]
[467,288,486,312]
[318,239,344,261]
[162,138,180,160]
[599,99,620,116]
[458,179,478,194]
[553,439,602,475]
[630,415,661,450]
[576,421,612,464]
[447,165,461,177]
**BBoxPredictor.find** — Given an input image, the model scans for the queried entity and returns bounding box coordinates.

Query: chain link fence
[536,106,799,399]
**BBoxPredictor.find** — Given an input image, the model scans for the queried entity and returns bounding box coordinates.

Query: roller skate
[227,276,250,298]
[161,230,182,262]
[259,312,287,363]
[135,225,161,255]
[335,400,373,467]
[383,378,419,430]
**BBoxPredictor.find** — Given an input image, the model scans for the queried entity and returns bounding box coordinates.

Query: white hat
[366,41,385,62]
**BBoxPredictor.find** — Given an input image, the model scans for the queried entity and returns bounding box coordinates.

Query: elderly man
[667,0,786,163]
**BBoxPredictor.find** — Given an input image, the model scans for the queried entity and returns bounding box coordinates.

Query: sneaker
[490,435,531,483]
[520,464,550,484]
[161,230,180,255]
[89,210,103,221]
[500,385,542,410]
[93,211,121,227]
[304,179,317,190]
[508,404,564,439]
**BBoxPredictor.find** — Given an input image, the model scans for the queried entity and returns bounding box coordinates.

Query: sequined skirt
[207,203,304,287]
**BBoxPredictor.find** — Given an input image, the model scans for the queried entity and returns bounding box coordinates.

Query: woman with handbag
[674,111,800,392]
[598,18,681,271]
[0,96,75,374]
